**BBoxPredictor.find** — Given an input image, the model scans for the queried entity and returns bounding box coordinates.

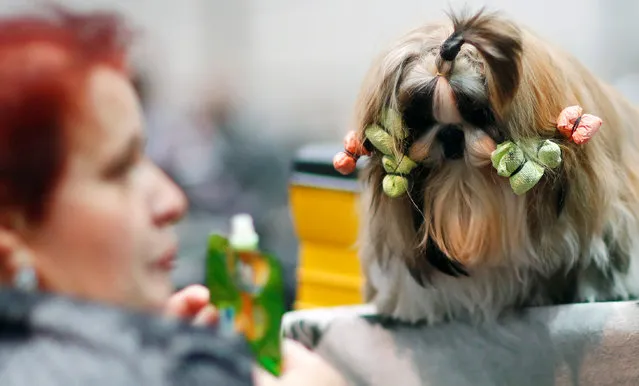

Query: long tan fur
[356,9,639,324]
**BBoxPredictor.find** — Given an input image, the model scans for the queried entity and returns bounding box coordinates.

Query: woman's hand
[164,284,218,326]
[166,287,347,384]
[254,339,348,386]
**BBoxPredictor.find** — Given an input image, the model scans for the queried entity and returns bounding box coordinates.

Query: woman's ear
[0,211,34,286]
[0,230,25,284]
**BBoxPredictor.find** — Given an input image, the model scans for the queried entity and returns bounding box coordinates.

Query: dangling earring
[12,250,36,292]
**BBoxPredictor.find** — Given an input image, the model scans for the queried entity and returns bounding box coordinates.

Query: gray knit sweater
[0,288,254,385]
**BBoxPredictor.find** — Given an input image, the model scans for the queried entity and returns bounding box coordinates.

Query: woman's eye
[103,136,146,180]
[108,162,132,178]
[104,153,141,180]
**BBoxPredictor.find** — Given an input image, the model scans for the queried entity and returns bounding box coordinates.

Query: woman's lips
[153,245,178,271]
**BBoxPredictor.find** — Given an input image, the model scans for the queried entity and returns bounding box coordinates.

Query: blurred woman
[0,7,345,386]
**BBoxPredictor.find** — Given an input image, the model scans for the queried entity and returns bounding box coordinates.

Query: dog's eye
[448,77,496,128]
[482,125,506,144]
[402,78,438,142]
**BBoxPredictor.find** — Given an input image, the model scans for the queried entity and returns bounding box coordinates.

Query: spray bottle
[206,214,285,376]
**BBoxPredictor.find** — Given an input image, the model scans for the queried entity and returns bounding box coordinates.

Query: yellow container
[289,143,366,310]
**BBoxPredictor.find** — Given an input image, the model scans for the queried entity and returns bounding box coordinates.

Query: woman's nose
[437,125,465,160]
[150,165,188,227]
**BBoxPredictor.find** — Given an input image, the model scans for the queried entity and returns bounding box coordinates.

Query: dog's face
[356,11,616,285]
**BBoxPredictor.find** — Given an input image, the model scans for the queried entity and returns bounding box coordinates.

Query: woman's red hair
[0,7,131,222]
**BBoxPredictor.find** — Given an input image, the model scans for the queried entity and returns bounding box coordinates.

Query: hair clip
[491,139,562,195]
[332,108,417,198]
[333,130,370,175]
[365,123,417,198]
[556,105,602,145]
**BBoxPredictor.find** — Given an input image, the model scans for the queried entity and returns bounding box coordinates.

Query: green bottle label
[206,233,285,376]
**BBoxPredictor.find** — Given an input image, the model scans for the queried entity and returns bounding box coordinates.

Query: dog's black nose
[437,125,465,160]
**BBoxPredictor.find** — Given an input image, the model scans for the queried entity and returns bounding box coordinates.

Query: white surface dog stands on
[281,302,639,386]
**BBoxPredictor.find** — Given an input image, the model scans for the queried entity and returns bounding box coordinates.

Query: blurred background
[4,0,639,310]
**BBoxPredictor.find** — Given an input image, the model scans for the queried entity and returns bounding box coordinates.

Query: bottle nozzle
[229,213,259,251]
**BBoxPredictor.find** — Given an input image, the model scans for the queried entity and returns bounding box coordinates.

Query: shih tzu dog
[333,9,639,324]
